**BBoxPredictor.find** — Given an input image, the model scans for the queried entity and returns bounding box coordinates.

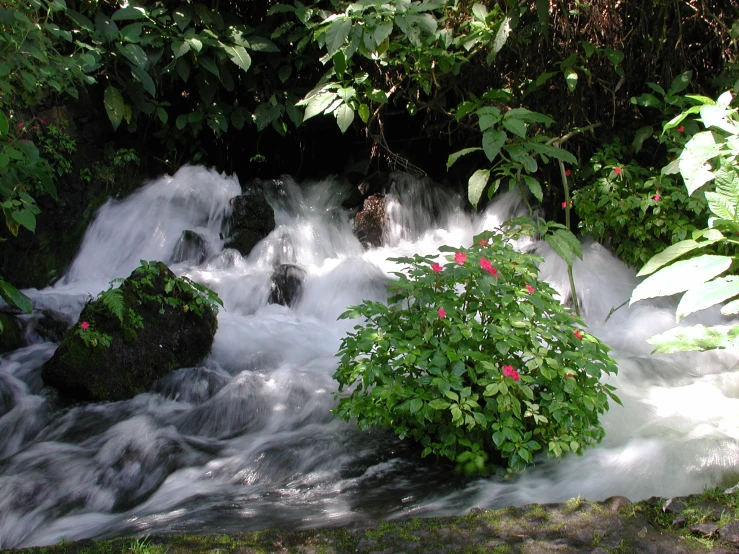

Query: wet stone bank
[4,490,738,554]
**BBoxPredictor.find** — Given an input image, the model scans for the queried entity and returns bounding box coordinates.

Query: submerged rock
[171,230,208,265]
[225,189,275,256]
[354,195,386,248]
[41,262,217,402]
[268,264,306,307]
[0,312,24,353]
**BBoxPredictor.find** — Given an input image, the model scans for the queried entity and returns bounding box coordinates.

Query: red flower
[525,284,535,294]
[432,263,442,274]
[502,365,520,381]
[677,125,685,133]
[561,201,572,209]
[653,194,661,201]
[566,372,575,379]
[15,122,25,131]
[565,169,571,176]
[574,329,584,340]
[38,118,47,125]
[454,251,467,264]
[614,167,622,176]
[479,239,489,246]
[81,321,90,330]
[480,258,498,277]
[438,307,446,319]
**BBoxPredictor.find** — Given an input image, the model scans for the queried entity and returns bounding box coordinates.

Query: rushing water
[1,165,738,548]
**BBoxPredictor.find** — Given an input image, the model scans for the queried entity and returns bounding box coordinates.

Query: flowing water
[1,166,738,548]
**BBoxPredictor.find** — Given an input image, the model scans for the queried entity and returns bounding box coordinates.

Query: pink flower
[15,122,25,131]
[653,194,661,201]
[677,125,685,133]
[565,169,571,176]
[525,284,535,294]
[432,263,442,273]
[438,307,446,319]
[479,239,489,246]
[614,167,622,176]
[502,365,520,381]
[454,251,467,264]
[561,201,572,209]
[38,118,47,125]
[480,257,499,276]
[566,372,575,379]
[81,321,90,330]
[574,329,584,340]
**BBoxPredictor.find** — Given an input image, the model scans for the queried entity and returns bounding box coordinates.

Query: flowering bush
[334,230,620,473]
[573,140,707,267]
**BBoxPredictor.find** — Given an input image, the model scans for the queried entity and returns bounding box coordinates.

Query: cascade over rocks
[225,189,275,256]
[41,262,217,402]
[354,195,386,248]
[268,264,306,307]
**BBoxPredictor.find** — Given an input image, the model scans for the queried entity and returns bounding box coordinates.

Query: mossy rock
[0,312,24,354]
[224,190,275,256]
[41,262,217,402]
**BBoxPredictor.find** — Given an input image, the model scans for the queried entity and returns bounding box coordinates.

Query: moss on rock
[41,262,218,402]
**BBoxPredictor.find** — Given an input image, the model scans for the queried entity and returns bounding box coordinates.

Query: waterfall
[0,167,737,548]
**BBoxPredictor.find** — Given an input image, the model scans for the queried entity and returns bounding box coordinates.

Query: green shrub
[333,229,620,473]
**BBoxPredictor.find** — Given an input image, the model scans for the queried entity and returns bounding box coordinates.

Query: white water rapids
[0,165,737,548]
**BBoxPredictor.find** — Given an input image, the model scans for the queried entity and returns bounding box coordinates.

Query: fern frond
[100,289,126,324]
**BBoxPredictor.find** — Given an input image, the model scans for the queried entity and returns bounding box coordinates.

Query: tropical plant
[334,229,619,473]
[630,91,739,352]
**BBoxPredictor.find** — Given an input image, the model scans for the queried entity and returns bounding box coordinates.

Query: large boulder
[42,262,218,402]
[225,190,275,256]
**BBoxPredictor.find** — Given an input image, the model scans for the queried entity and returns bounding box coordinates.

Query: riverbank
[4,488,738,554]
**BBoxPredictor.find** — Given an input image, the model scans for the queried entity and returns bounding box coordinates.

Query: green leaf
[95,13,119,42]
[224,45,251,73]
[631,93,661,108]
[489,16,511,60]
[526,143,576,164]
[630,255,733,304]
[468,168,490,208]
[721,299,739,315]
[676,276,739,321]
[705,191,737,221]
[446,147,481,170]
[198,55,220,77]
[186,37,203,53]
[0,111,7,139]
[325,18,352,56]
[366,89,388,104]
[130,65,156,96]
[12,209,36,232]
[156,107,168,124]
[374,22,393,46]
[358,103,370,123]
[632,126,653,153]
[173,9,191,31]
[120,22,143,42]
[637,240,702,277]
[111,6,147,21]
[564,69,578,92]
[335,103,354,133]
[121,43,148,68]
[482,130,506,163]
[522,175,542,201]
[303,92,338,121]
[545,229,582,266]
[0,278,32,313]
[668,70,692,96]
[679,131,720,195]
[247,35,280,53]
[472,3,488,21]
[648,324,738,353]
[66,9,94,31]
[104,85,125,131]
[502,118,527,138]
[172,39,190,58]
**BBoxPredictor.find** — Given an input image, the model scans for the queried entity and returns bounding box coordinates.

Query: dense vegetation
[1,0,738,470]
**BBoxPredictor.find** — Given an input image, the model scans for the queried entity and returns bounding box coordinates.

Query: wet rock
[225,189,275,256]
[32,309,76,343]
[719,521,739,543]
[663,498,687,514]
[354,195,386,248]
[604,495,633,513]
[152,366,230,404]
[690,522,719,536]
[172,230,208,265]
[42,262,218,402]
[269,264,306,307]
